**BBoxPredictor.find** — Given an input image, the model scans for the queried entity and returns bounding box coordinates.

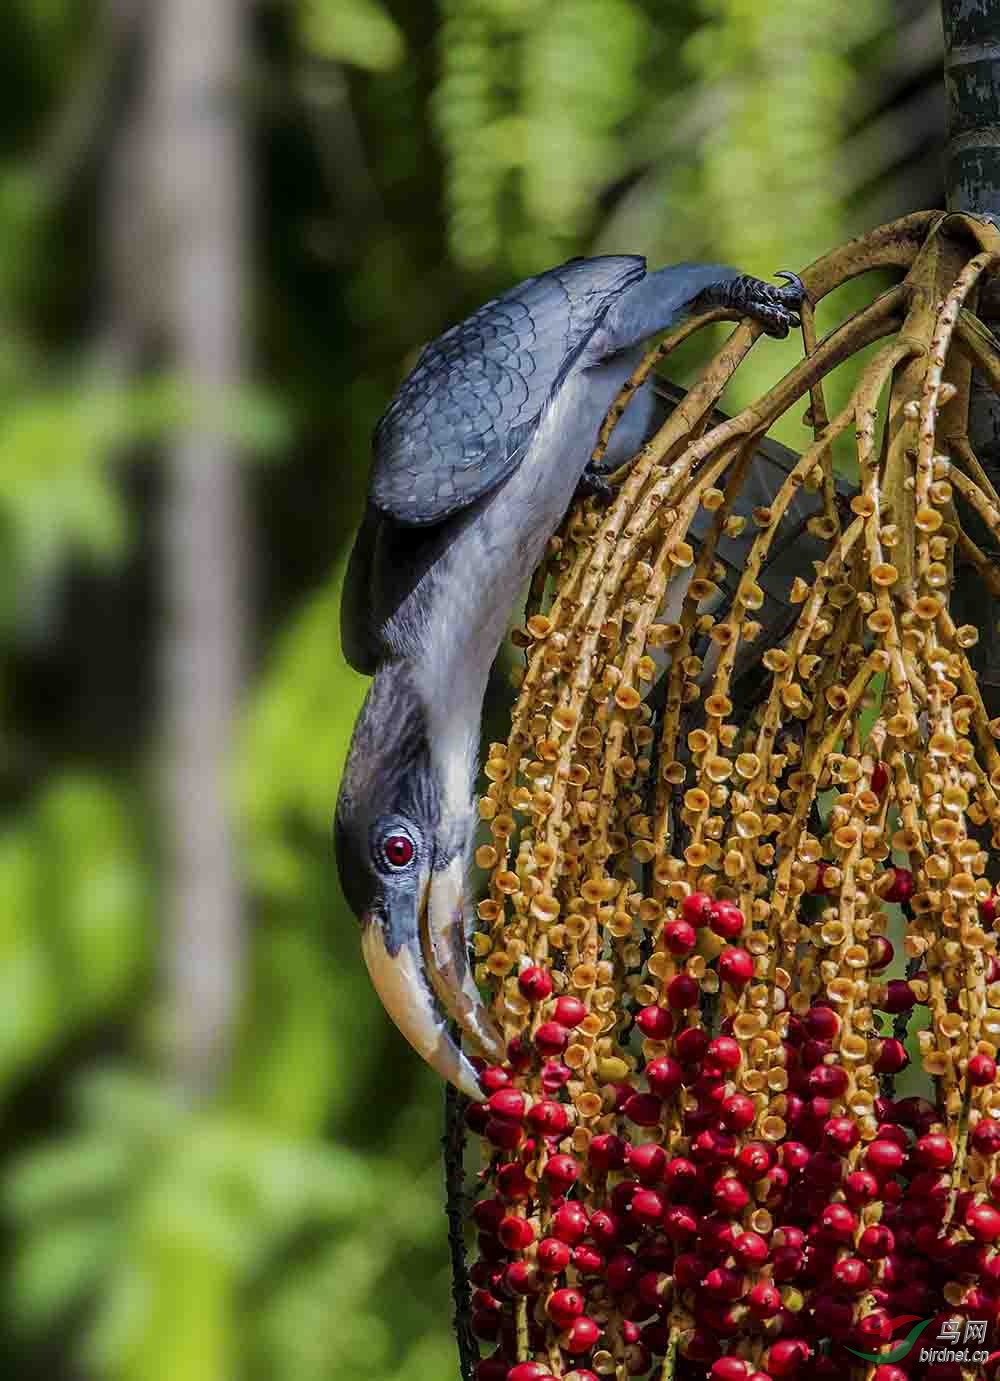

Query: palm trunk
[942,0,1000,715]
[148,0,249,1096]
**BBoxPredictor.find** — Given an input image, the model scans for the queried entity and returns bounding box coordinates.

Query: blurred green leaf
[299,0,405,71]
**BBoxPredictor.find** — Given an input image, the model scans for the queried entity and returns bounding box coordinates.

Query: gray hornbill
[334,255,812,1097]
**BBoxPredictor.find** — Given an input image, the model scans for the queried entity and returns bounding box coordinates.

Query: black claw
[773,270,807,308]
[695,271,807,340]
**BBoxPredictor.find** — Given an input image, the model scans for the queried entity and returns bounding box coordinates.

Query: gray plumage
[342,255,798,676]
[334,252,808,1094]
[370,256,645,527]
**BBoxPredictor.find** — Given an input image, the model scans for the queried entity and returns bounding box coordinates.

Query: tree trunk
[148,0,249,1097]
[942,0,1000,715]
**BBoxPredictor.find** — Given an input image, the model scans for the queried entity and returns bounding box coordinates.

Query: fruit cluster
[464,214,1000,1381]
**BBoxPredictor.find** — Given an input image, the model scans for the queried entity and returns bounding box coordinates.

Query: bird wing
[369,256,646,526]
[341,502,455,674]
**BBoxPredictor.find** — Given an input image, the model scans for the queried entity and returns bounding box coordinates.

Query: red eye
[383,833,415,868]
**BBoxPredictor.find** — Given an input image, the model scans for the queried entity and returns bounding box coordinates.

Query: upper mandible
[369,255,646,527]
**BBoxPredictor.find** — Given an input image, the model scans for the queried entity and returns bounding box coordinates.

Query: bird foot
[697,270,807,339]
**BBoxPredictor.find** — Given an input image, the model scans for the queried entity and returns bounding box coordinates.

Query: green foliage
[299,0,406,71]
[5,1068,447,1381]
[238,562,367,901]
[0,778,147,1088]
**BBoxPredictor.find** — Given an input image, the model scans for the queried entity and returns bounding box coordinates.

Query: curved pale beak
[360,864,504,1097]
[424,855,505,1064]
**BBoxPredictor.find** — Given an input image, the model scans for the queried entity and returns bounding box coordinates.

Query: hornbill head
[335,662,502,1097]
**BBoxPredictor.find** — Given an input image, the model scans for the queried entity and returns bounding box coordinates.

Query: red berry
[967,1202,1000,1242]
[781,1142,810,1173]
[550,1202,588,1244]
[880,979,917,1014]
[502,1264,544,1292]
[854,1311,892,1345]
[606,1250,639,1295]
[486,1117,523,1150]
[645,1056,683,1097]
[747,1281,782,1319]
[711,1361,749,1381]
[969,1053,997,1087]
[630,1188,666,1225]
[803,1005,840,1040]
[662,919,698,955]
[507,1037,533,1071]
[526,1099,569,1135]
[537,1236,571,1274]
[721,1093,757,1132]
[718,947,753,987]
[767,1339,811,1377]
[466,1101,491,1134]
[871,761,889,794]
[534,1021,570,1054]
[692,1128,736,1164]
[635,1005,674,1039]
[873,1038,909,1074]
[681,891,712,926]
[628,1142,667,1183]
[733,1230,769,1267]
[507,1366,552,1381]
[541,1060,571,1093]
[518,967,553,1001]
[499,1215,535,1251]
[496,1162,532,1201]
[473,1198,506,1232]
[676,1026,710,1063]
[819,1203,856,1241]
[703,1266,744,1301]
[479,1066,511,1094]
[882,866,913,903]
[708,900,745,940]
[713,1176,750,1215]
[982,894,998,926]
[547,1287,585,1327]
[588,1133,630,1171]
[489,1089,527,1122]
[553,995,587,1028]
[857,1224,894,1260]
[624,1093,663,1127]
[543,1154,578,1192]
[664,1156,698,1192]
[973,1118,1000,1155]
[562,1317,601,1354]
[808,1063,849,1098]
[666,973,699,1009]
[471,1308,501,1339]
[914,1133,954,1169]
[572,1245,604,1275]
[832,1257,871,1293]
[824,1117,860,1154]
[864,1140,905,1177]
[737,1142,775,1180]
[706,1035,742,1071]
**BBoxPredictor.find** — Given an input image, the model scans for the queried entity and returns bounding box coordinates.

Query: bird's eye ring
[382,832,416,869]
